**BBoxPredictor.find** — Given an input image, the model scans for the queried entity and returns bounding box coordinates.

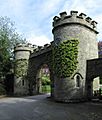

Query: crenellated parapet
[14,43,36,53]
[14,42,52,59]
[14,43,37,60]
[53,11,98,33]
[30,43,52,58]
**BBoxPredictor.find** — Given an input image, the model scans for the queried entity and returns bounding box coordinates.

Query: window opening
[76,75,80,87]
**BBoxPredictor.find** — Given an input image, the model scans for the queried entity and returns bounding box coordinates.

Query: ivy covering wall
[14,59,28,78]
[52,39,79,78]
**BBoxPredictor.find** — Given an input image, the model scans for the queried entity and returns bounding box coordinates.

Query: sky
[0,0,102,46]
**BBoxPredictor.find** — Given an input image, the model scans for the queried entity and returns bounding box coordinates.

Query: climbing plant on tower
[52,39,79,78]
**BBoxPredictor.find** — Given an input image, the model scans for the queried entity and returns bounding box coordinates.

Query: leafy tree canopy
[0,16,26,78]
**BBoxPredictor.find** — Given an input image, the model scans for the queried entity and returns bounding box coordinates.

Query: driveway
[0,94,102,120]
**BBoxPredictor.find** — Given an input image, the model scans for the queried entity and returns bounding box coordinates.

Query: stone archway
[86,76,99,100]
[27,47,54,97]
[86,58,102,100]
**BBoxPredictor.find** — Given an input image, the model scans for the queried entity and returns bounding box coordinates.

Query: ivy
[52,39,79,78]
[14,59,28,78]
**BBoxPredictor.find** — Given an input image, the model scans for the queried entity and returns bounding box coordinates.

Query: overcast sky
[0,0,102,46]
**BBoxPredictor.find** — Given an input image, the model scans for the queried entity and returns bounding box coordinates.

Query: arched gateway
[14,10,102,102]
[27,45,54,97]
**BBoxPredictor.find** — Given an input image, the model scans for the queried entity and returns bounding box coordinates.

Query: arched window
[72,73,83,88]
[22,79,24,86]
[76,75,80,87]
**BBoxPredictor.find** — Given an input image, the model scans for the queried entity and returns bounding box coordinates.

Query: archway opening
[36,64,51,94]
[87,77,100,100]
[92,77,102,100]
[93,77,100,98]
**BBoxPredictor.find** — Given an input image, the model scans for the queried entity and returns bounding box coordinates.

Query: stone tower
[14,43,34,95]
[52,11,99,102]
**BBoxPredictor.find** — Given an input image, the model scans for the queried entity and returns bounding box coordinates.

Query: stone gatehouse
[13,10,102,102]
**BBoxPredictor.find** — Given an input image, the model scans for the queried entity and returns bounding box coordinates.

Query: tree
[0,16,26,94]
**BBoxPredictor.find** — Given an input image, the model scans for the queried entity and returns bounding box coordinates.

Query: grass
[42,85,51,93]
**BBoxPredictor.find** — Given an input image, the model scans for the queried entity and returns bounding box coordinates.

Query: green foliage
[0,17,26,58]
[0,84,6,95]
[52,39,79,77]
[41,75,50,85]
[0,16,26,94]
[14,59,28,78]
[0,16,26,83]
[42,85,51,93]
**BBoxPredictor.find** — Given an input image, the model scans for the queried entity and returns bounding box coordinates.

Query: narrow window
[22,79,24,86]
[76,75,80,87]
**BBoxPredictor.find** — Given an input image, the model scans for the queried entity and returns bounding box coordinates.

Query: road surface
[0,94,102,120]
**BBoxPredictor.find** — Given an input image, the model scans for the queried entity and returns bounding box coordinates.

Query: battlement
[14,42,52,58]
[53,11,98,33]
[14,43,36,53]
[30,43,52,58]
